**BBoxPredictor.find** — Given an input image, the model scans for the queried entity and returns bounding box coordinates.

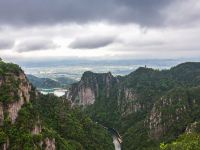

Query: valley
[1,59,200,149]
[1,0,200,149]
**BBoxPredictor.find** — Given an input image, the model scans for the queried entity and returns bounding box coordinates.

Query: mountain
[27,74,76,89]
[0,60,114,149]
[67,62,200,149]
[27,74,61,88]
[55,77,77,87]
[2,59,200,149]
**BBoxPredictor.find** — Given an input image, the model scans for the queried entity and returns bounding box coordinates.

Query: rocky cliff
[66,62,200,149]
[0,60,114,150]
[67,71,118,105]
[0,61,56,150]
[0,64,32,124]
[148,87,200,141]
[67,71,143,116]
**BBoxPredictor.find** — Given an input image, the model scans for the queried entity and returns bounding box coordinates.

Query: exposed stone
[44,138,56,150]
[118,88,141,116]
[186,121,200,134]
[32,124,42,135]
[7,98,24,124]
[78,87,95,105]
[5,72,32,124]
[0,77,3,87]
[0,103,4,125]
[148,104,164,140]
[67,71,117,106]
[2,138,9,150]
[124,88,136,100]
[67,71,141,115]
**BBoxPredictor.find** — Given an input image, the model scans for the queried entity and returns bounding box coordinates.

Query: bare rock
[0,103,4,125]
[44,138,56,150]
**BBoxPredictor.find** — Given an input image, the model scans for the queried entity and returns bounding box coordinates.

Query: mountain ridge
[0,59,114,150]
[67,61,200,149]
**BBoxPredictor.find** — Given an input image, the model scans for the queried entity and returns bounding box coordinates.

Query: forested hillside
[67,62,200,149]
[0,60,113,150]
[27,74,76,89]
[1,58,200,150]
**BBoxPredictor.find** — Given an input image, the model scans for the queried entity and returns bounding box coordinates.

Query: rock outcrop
[67,71,143,116]
[148,103,164,140]
[147,87,200,140]
[0,69,31,125]
[44,138,56,150]
[185,121,200,134]
[67,71,117,106]
[2,138,9,150]
[32,123,42,135]
[118,88,142,115]
[0,103,4,125]
[7,73,31,123]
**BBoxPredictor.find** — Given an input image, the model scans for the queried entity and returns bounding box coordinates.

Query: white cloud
[163,0,200,27]
[16,39,58,52]
[0,21,200,63]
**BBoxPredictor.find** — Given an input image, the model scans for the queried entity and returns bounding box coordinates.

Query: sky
[0,0,200,64]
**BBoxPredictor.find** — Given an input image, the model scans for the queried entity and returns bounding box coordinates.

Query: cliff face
[0,103,4,125]
[44,138,56,150]
[0,71,32,124]
[67,62,200,149]
[147,87,200,140]
[117,87,142,115]
[67,71,118,105]
[67,71,144,116]
[0,61,57,150]
[0,61,114,150]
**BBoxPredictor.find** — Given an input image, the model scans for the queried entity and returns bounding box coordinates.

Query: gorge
[1,59,200,149]
[67,62,200,149]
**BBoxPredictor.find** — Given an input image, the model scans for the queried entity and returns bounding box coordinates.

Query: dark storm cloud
[0,39,15,49]
[69,36,115,49]
[16,39,58,52]
[0,0,174,26]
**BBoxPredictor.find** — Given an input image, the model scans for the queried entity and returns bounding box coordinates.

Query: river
[96,122,122,150]
[112,135,121,150]
[106,127,122,150]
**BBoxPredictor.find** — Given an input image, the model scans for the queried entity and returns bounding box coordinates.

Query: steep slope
[160,121,200,150]
[148,87,200,141]
[67,71,118,106]
[67,62,200,149]
[34,94,113,150]
[0,61,33,124]
[0,61,54,149]
[0,60,114,150]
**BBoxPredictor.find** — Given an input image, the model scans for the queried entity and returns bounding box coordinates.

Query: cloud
[69,35,116,49]
[163,0,200,27]
[16,39,58,52]
[0,0,174,27]
[0,39,15,49]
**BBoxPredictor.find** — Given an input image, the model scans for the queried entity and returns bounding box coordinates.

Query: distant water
[39,88,67,97]
[22,59,182,80]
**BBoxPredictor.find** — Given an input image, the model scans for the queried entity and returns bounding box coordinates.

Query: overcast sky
[0,0,200,63]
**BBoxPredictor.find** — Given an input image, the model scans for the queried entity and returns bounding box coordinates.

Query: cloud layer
[0,39,15,49]
[69,36,116,49]
[0,0,200,63]
[16,39,58,52]
[0,0,173,27]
